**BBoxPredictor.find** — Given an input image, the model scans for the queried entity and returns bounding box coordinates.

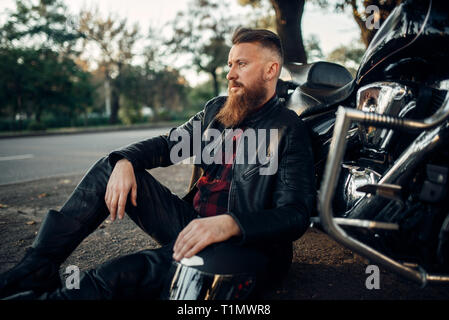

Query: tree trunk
[104,77,111,117]
[109,63,122,124]
[349,0,401,48]
[350,0,376,47]
[270,0,307,64]
[109,87,120,124]
[211,69,220,97]
[35,107,42,123]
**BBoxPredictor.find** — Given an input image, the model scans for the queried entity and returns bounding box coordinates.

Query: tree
[0,46,93,125]
[0,47,37,121]
[305,34,324,62]
[327,41,365,76]
[269,0,308,63]
[239,0,401,65]
[335,0,402,47]
[118,58,189,122]
[78,6,140,124]
[1,0,80,53]
[240,0,277,30]
[0,0,94,127]
[238,0,308,64]
[167,0,236,97]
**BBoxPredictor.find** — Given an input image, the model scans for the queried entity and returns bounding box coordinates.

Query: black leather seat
[286,61,353,89]
[282,62,354,117]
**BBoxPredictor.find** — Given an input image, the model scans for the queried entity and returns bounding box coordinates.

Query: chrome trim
[381,100,417,149]
[356,82,415,149]
[380,124,448,185]
[333,218,399,230]
[310,217,399,230]
[318,90,449,286]
[166,261,256,300]
[340,164,382,215]
[356,183,403,202]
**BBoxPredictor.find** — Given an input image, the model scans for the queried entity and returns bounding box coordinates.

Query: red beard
[216,80,268,128]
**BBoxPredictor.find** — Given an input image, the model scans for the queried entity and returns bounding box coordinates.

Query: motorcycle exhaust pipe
[318,93,449,286]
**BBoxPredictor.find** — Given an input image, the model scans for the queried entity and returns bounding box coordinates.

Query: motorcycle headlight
[356,82,415,149]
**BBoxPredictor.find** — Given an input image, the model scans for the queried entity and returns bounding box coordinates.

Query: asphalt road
[0,128,171,185]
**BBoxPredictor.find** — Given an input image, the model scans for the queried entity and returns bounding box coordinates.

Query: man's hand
[173,214,241,261]
[105,159,138,221]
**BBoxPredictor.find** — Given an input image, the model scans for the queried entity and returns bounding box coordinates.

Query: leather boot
[2,290,41,300]
[2,290,62,300]
[3,245,175,300]
[2,285,72,300]
[0,157,111,299]
[0,210,93,298]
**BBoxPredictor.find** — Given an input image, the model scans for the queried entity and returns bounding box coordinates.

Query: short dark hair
[231,27,284,63]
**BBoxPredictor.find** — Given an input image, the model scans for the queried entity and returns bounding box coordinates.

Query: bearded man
[0,27,316,300]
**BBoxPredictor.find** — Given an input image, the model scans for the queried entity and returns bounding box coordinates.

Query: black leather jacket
[109,95,316,258]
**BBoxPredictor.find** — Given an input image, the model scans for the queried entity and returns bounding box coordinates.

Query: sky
[0,0,361,83]
[65,0,360,54]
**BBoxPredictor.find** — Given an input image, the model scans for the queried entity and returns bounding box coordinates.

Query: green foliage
[0,114,113,132]
[119,96,143,125]
[114,60,190,125]
[327,42,365,76]
[78,7,141,124]
[0,46,94,124]
[187,80,216,112]
[0,0,95,130]
[1,0,80,51]
[27,120,47,131]
[167,0,236,96]
[305,34,324,62]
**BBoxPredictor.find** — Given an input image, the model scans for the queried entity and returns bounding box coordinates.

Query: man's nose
[226,66,237,81]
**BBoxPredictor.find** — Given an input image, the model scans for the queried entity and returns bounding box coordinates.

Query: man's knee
[76,156,113,193]
[93,156,112,172]
[132,169,160,192]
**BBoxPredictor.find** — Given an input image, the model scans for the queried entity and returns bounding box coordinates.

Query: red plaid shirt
[193,128,244,217]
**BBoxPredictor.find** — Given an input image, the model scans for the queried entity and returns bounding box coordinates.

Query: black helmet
[161,242,268,300]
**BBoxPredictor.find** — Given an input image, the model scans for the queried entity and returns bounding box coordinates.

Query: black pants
[54,157,201,299]
[50,157,269,300]
[62,156,199,245]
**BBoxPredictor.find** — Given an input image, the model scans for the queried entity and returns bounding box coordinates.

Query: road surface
[0,128,171,185]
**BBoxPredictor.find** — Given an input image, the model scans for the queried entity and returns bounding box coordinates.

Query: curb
[0,121,183,139]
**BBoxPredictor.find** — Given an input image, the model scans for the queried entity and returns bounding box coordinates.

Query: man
[0,27,315,299]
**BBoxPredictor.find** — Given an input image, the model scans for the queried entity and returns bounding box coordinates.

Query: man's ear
[264,61,279,81]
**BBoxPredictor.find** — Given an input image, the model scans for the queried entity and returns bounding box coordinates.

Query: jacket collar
[240,94,280,126]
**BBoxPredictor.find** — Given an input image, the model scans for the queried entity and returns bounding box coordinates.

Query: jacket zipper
[242,163,265,180]
[227,157,235,213]
[227,129,237,213]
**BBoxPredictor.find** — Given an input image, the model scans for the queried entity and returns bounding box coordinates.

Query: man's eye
[238,62,246,67]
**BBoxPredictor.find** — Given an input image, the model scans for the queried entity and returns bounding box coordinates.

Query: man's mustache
[228,81,244,89]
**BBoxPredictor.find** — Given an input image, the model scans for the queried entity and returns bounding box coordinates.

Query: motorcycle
[278,0,449,286]
[163,0,449,300]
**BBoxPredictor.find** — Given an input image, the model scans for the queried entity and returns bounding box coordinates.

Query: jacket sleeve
[229,118,316,245]
[108,110,205,170]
